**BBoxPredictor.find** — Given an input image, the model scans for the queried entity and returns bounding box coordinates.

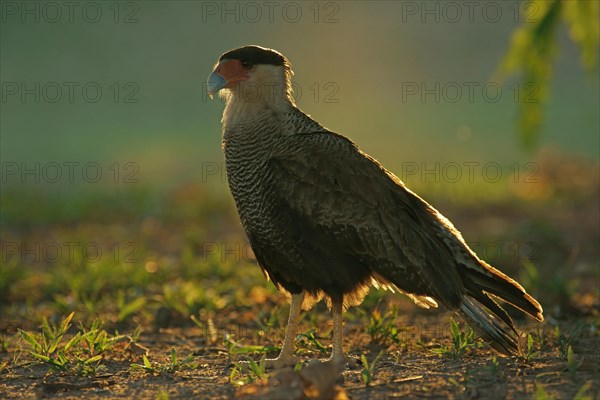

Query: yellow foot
[264,355,300,369]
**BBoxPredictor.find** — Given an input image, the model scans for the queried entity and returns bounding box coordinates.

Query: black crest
[219,45,288,67]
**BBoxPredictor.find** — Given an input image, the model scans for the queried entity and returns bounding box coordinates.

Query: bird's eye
[240,59,253,69]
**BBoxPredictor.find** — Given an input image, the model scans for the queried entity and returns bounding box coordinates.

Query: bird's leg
[264,292,303,369]
[327,296,356,368]
[328,295,345,362]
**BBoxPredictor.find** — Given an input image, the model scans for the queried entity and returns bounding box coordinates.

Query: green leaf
[118,297,146,322]
[293,361,303,372]
[361,370,370,386]
[247,358,264,378]
[142,355,152,369]
[41,317,53,340]
[573,382,593,400]
[190,315,204,329]
[64,332,83,353]
[181,354,195,365]
[29,352,51,363]
[18,330,42,353]
[567,345,577,375]
[535,383,554,400]
[84,355,103,364]
[57,351,68,366]
[47,340,59,355]
[170,348,177,365]
[360,354,368,369]
[229,364,242,384]
[60,312,75,335]
[450,319,459,340]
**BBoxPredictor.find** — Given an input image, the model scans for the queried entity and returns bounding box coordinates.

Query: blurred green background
[1,1,598,202]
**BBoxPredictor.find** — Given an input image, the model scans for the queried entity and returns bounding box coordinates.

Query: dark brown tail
[459,261,544,355]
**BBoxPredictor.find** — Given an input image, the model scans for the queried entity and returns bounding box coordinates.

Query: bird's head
[207,45,294,106]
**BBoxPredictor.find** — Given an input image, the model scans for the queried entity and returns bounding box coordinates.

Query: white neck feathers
[220,64,294,130]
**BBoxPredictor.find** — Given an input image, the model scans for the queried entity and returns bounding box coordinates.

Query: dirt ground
[1,306,598,399]
[1,152,598,399]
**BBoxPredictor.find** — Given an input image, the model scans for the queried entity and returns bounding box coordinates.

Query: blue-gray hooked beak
[207,71,227,99]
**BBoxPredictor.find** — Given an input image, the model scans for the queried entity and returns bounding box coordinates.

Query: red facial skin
[215,60,249,88]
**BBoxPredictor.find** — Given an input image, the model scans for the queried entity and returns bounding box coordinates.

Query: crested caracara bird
[207,45,543,368]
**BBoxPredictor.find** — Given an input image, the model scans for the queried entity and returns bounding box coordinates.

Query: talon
[326,355,357,369]
[343,356,359,369]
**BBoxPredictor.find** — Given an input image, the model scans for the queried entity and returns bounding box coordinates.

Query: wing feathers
[268,131,543,330]
[268,132,465,307]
